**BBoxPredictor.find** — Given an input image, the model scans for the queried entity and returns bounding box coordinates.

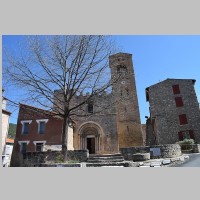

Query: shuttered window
[178,130,195,141]
[172,85,180,94]
[179,114,188,125]
[178,132,183,140]
[189,130,195,140]
[175,97,184,107]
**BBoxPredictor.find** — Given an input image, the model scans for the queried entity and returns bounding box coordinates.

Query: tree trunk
[62,116,69,162]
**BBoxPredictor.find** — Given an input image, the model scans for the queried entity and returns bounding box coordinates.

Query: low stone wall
[151,144,181,158]
[120,146,150,160]
[120,144,181,160]
[22,150,89,167]
[193,144,200,153]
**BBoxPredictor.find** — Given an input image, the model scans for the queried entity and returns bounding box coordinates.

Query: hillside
[8,123,17,139]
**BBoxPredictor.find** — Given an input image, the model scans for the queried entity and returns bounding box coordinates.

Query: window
[172,85,180,94]
[179,114,188,125]
[116,65,128,74]
[88,103,93,113]
[178,131,184,141]
[18,141,29,153]
[36,143,44,152]
[21,120,32,134]
[23,123,29,134]
[36,119,48,134]
[21,143,27,153]
[33,141,46,152]
[178,130,195,141]
[175,97,184,107]
[39,121,45,134]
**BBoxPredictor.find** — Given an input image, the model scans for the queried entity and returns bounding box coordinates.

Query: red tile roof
[6,138,14,143]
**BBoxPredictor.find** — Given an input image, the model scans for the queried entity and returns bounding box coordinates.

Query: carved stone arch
[78,121,103,154]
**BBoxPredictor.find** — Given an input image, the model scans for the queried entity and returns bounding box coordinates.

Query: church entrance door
[87,138,95,154]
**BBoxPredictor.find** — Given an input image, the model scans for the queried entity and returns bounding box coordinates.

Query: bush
[55,154,64,163]
[177,139,194,150]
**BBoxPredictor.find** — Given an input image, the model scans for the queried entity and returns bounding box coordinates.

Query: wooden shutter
[179,114,188,125]
[189,130,195,140]
[175,97,184,107]
[178,131,183,140]
[172,85,180,94]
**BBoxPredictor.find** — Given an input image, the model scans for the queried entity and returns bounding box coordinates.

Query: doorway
[87,138,95,154]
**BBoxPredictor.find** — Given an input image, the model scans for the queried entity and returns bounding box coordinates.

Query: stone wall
[193,144,200,153]
[120,144,181,160]
[11,150,89,167]
[151,144,182,158]
[146,79,200,144]
[120,146,150,160]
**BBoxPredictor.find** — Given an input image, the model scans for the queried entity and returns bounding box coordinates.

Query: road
[175,153,200,167]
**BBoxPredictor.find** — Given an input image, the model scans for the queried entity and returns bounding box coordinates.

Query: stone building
[146,79,200,145]
[11,52,144,163]
[53,52,143,154]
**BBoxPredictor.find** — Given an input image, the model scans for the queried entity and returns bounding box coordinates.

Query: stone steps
[87,158,125,163]
[87,153,125,166]
[86,162,125,167]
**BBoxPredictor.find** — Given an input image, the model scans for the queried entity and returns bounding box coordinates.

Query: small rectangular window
[21,143,27,153]
[39,122,45,134]
[88,103,93,113]
[175,97,184,107]
[179,130,195,140]
[36,143,43,152]
[178,131,183,141]
[189,130,195,140]
[23,123,29,134]
[179,114,188,125]
[172,85,180,94]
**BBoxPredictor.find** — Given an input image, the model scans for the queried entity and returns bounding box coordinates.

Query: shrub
[177,139,194,150]
[55,154,64,163]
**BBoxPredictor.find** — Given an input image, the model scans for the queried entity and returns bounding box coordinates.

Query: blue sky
[2,35,200,124]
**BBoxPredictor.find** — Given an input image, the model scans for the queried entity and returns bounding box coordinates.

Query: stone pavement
[136,154,190,167]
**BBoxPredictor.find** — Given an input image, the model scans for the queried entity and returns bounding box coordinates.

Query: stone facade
[11,52,144,164]
[109,53,143,148]
[53,52,143,154]
[146,79,200,145]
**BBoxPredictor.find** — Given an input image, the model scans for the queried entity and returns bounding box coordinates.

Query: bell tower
[109,53,143,148]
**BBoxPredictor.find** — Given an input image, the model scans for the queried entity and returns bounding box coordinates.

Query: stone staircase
[86,153,125,167]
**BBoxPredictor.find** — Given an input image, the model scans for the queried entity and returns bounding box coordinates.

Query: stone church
[11,53,144,158]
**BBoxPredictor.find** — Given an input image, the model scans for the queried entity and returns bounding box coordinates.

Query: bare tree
[3,35,120,161]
